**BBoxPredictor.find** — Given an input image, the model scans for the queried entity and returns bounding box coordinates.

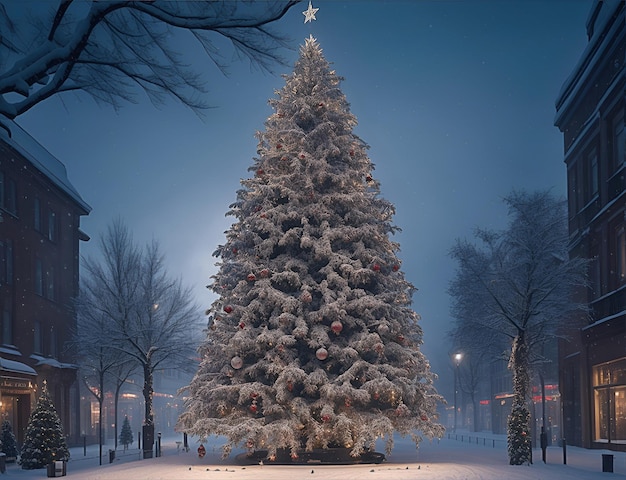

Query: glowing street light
[453,352,463,432]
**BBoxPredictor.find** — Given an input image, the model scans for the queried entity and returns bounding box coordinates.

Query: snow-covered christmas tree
[1,420,18,461]
[179,35,443,462]
[19,383,70,469]
[119,415,134,451]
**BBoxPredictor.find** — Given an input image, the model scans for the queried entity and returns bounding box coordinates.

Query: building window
[35,258,43,296]
[612,109,625,172]
[593,358,626,443]
[34,198,42,232]
[617,226,626,284]
[567,166,577,216]
[585,146,599,199]
[33,320,42,354]
[46,265,55,301]
[0,171,17,216]
[49,328,57,358]
[1,307,12,345]
[48,210,56,242]
[590,253,602,299]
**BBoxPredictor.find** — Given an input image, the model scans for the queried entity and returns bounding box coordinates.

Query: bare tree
[0,1,300,119]
[110,359,139,451]
[70,307,123,465]
[448,190,588,465]
[78,219,201,457]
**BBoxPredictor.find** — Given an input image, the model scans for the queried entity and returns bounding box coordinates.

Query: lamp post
[453,352,463,432]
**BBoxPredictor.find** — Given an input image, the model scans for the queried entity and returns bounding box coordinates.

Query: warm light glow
[454,352,463,365]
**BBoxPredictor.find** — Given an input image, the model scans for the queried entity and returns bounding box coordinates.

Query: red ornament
[420,415,428,421]
[372,264,381,272]
[372,392,380,400]
[322,414,330,423]
[277,143,283,149]
[260,268,270,278]
[290,452,299,460]
[250,404,258,414]
[330,320,343,335]
[349,150,355,156]
[247,273,256,282]
[238,322,245,329]
[260,213,267,218]
[366,174,373,182]
[344,398,351,408]
[281,156,289,161]
[287,381,293,392]
[224,305,233,314]
[299,153,306,159]
[250,392,259,399]
[392,264,400,272]
[374,343,384,355]
[316,347,328,361]
[318,102,324,107]
[246,439,255,449]
[256,169,264,176]
[397,334,405,343]
[232,248,238,254]
[300,291,312,303]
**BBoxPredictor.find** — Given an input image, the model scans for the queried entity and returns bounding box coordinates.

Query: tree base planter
[46,460,66,477]
[235,447,385,465]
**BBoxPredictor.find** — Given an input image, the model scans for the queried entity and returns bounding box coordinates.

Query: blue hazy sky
[17,0,591,396]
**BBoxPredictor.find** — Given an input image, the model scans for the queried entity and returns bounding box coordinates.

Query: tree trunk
[114,384,121,450]
[507,332,531,465]
[98,373,104,466]
[142,362,154,426]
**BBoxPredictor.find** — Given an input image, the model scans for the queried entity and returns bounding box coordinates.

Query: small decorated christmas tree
[1,420,17,460]
[119,416,134,450]
[19,383,70,469]
[179,35,443,461]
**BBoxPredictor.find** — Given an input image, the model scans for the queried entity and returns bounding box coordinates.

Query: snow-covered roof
[554,0,624,123]
[30,354,78,370]
[0,357,36,375]
[0,117,91,214]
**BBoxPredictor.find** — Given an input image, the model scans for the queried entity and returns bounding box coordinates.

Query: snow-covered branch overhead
[0,1,300,119]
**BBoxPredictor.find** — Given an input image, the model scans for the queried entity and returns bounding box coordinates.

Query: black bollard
[83,435,87,457]
[562,438,567,465]
[540,427,547,464]
[138,431,141,450]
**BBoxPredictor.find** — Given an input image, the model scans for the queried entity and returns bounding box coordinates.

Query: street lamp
[453,352,463,432]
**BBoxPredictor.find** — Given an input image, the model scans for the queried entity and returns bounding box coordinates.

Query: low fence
[446,432,507,449]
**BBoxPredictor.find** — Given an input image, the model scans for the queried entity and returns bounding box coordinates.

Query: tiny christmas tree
[179,36,443,461]
[1,420,17,460]
[19,383,70,469]
[119,416,134,450]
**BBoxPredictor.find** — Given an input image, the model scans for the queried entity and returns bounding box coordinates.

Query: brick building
[555,0,625,451]
[0,118,90,445]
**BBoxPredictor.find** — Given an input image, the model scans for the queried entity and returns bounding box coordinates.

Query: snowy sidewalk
[3,433,625,479]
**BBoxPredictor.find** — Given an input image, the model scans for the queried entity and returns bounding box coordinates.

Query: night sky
[16,0,592,398]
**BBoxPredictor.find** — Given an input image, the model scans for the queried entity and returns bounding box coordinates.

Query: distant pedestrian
[197,444,206,458]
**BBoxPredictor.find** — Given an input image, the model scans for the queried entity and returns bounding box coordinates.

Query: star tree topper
[303,1,319,23]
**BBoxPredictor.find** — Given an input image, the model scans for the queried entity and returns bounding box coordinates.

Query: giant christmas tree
[179,36,443,461]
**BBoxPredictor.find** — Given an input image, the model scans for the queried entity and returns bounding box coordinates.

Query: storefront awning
[0,358,36,376]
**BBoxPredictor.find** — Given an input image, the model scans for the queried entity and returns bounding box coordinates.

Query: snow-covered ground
[4,432,625,479]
